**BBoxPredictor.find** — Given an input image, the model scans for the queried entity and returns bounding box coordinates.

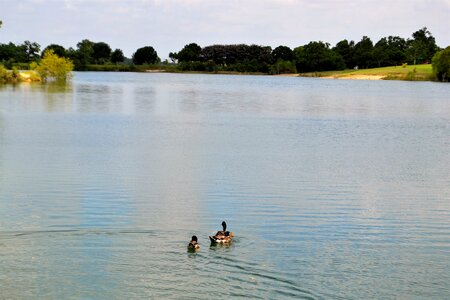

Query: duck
[209,221,234,244]
[187,235,200,251]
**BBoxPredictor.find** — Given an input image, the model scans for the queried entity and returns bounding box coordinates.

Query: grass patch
[299,64,435,81]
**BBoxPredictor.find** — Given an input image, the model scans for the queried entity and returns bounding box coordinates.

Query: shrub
[30,50,74,81]
[432,46,450,82]
[0,64,20,83]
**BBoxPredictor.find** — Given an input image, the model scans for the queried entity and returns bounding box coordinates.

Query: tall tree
[22,40,41,62]
[132,46,158,65]
[353,36,374,68]
[92,42,112,64]
[75,39,94,69]
[175,43,202,62]
[407,27,438,64]
[42,44,67,57]
[111,48,125,63]
[294,41,345,72]
[272,45,294,62]
[333,39,354,68]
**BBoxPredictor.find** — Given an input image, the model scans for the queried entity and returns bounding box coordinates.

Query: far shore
[297,64,434,81]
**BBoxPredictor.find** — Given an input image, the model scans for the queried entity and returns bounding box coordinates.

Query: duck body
[209,234,232,244]
[187,236,200,251]
[209,221,234,244]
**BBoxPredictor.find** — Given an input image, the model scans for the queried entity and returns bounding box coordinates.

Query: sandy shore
[322,74,385,80]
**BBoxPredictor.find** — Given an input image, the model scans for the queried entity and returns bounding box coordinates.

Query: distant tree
[353,36,374,68]
[407,27,439,64]
[432,46,450,82]
[199,44,273,72]
[0,42,20,64]
[42,44,66,57]
[111,48,125,63]
[0,20,2,28]
[75,39,94,69]
[92,42,112,64]
[175,43,202,62]
[272,45,294,62]
[333,39,355,68]
[168,52,178,63]
[386,36,408,65]
[272,59,297,74]
[132,46,158,65]
[248,45,273,65]
[294,41,345,72]
[373,36,408,67]
[30,50,74,81]
[373,38,390,67]
[21,40,41,62]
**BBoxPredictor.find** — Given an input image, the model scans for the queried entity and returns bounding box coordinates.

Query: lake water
[1,72,449,299]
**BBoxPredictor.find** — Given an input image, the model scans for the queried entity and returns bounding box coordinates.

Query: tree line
[0,38,159,71]
[0,25,447,80]
[169,27,440,73]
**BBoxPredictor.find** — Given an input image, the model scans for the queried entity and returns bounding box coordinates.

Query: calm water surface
[1,72,449,299]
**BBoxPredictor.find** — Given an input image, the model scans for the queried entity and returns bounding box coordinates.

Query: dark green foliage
[92,42,112,64]
[271,59,297,74]
[294,41,345,72]
[43,44,67,57]
[407,27,439,65]
[173,43,202,62]
[0,42,20,67]
[0,41,40,67]
[111,49,125,63]
[272,46,294,62]
[432,46,450,82]
[22,41,41,62]
[199,44,272,72]
[333,39,355,68]
[353,36,374,68]
[132,46,158,65]
[72,39,94,70]
[86,64,131,72]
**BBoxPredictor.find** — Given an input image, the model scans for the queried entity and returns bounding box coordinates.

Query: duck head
[191,235,198,242]
[222,221,227,231]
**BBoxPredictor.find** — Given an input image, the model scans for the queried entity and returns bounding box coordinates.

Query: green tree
[92,42,112,64]
[272,45,294,62]
[175,43,202,62]
[42,44,66,57]
[22,41,41,62]
[373,36,408,67]
[132,46,158,65]
[111,48,125,63]
[74,39,94,69]
[407,27,439,64]
[353,36,374,68]
[432,46,450,82]
[0,42,20,65]
[333,39,355,68]
[30,50,74,81]
[294,41,345,72]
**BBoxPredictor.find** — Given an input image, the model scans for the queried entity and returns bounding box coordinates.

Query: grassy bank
[299,64,435,81]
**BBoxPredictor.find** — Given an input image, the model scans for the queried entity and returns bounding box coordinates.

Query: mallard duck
[209,221,234,244]
[187,235,200,251]
[215,221,234,237]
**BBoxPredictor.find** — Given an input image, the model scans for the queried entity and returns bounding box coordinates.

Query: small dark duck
[187,235,200,251]
[209,221,234,244]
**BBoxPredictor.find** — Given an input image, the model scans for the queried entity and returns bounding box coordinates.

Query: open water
[1,72,449,299]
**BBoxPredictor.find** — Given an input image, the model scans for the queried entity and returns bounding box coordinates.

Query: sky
[1,0,449,59]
